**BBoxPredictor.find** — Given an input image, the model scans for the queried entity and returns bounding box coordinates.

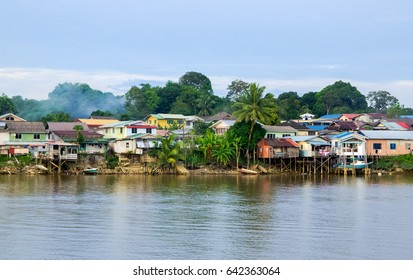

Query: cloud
[1,67,413,108]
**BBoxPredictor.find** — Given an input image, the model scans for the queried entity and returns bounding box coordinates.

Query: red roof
[396,122,410,129]
[258,138,299,148]
[341,114,360,119]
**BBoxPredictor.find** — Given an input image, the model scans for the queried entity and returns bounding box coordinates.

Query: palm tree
[232,83,276,167]
[197,95,215,116]
[156,135,184,173]
[197,130,217,161]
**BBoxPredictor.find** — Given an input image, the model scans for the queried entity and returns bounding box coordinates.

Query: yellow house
[145,114,187,129]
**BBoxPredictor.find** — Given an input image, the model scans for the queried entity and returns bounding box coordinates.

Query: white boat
[83,167,98,174]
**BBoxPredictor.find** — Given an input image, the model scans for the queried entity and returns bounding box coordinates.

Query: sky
[1,0,413,108]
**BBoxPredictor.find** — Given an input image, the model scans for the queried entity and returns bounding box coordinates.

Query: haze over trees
[1,71,411,123]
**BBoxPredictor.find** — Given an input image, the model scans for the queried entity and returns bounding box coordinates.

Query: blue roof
[306,125,328,131]
[329,132,353,139]
[319,114,341,119]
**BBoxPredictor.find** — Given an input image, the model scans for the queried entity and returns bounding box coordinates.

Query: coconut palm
[232,83,277,167]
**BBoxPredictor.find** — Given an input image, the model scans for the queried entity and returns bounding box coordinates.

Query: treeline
[1,71,412,122]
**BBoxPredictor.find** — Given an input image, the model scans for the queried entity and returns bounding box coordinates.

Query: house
[327,121,359,132]
[262,125,297,139]
[318,114,342,120]
[75,117,120,130]
[289,136,331,157]
[299,112,315,120]
[184,115,205,130]
[202,112,234,123]
[2,121,48,156]
[210,120,236,135]
[257,138,299,159]
[0,113,26,122]
[145,114,187,129]
[46,122,107,154]
[328,132,367,159]
[100,121,157,140]
[110,133,160,162]
[279,120,311,136]
[339,114,361,121]
[360,130,413,156]
[372,121,406,131]
[355,113,386,123]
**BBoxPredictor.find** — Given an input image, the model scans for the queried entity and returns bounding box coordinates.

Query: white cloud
[1,67,413,108]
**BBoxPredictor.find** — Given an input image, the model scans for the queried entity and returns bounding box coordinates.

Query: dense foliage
[2,71,412,123]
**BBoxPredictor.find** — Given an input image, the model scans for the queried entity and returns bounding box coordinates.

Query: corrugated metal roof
[262,125,298,133]
[6,122,46,133]
[361,130,413,140]
[47,122,89,131]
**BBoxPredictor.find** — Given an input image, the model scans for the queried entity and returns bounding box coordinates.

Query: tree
[40,112,73,124]
[314,81,367,116]
[156,81,182,113]
[226,79,250,101]
[227,120,266,167]
[277,91,301,120]
[387,102,405,118]
[155,135,184,172]
[197,130,218,161]
[367,90,398,113]
[197,95,215,116]
[212,135,235,166]
[73,124,85,143]
[178,71,213,95]
[125,84,160,119]
[91,110,114,117]
[232,83,277,167]
[0,93,17,114]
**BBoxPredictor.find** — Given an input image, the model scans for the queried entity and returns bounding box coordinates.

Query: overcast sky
[1,0,412,107]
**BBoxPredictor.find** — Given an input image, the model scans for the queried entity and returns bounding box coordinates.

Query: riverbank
[0,162,407,176]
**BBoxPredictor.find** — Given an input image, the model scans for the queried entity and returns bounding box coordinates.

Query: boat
[82,167,98,174]
[36,165,48,171]
[334,160,372,169]
[239,168,258,175]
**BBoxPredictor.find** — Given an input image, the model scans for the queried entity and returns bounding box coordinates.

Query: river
[1,174,412,260]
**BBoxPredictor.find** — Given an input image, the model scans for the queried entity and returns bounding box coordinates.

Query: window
[15,133,22,139]
[120,128,123,134]
[282,134,291,137]
[132,128,137,134]
[267,133,275,139]
[390,143,396,150]
[126,142,130,149]
[373,143,382,150]
[146,128,152,133]
[33,133,40,140]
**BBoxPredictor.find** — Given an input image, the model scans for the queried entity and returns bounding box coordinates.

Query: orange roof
[341,114,360,119]
[76,118,120,127]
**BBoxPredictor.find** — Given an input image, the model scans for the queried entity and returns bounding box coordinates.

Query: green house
[5,122,47,142]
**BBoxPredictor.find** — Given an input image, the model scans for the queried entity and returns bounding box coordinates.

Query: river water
[1,174,412,260]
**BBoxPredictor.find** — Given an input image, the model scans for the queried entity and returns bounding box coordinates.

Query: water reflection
[1,174,413,259]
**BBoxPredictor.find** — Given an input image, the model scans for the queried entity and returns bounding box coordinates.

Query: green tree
[156,81,182,113]
[197,95,215,116]
[212,135,234,166]
[155,135,184,172]
[0,93,17,114]
[73,124,85,143]
[277,91,301,120]
[232,83,277,167]
[179,71,213,95]
[314,81,367,116]
[226,79,250,101]
[197,130,218,161]
[227,120,266,167]
[387,102,405,118]
[91,110,114,117]
[367,90,398,113]
[40,112,73,124]
[125,84,160,119]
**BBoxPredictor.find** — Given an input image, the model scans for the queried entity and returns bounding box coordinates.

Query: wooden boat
[83,167,98,174]
[239,168,258,175]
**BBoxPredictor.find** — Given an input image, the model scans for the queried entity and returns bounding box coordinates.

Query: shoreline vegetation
[0,154,411,176]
